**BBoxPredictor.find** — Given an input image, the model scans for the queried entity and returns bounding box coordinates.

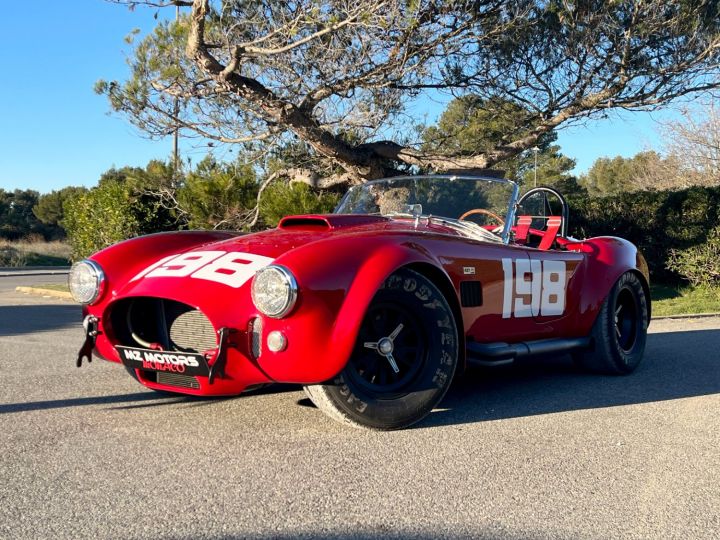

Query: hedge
[568,186,720,283]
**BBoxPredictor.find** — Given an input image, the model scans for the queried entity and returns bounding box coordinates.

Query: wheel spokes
[388,323,404,340]
[385,352,400,374]
[353,305,423,390]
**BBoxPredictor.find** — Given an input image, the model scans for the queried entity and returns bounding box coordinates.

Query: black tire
[304,268,458,430]
[575,271,649,375]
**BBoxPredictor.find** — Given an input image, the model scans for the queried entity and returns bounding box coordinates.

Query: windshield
[334,175,519,243]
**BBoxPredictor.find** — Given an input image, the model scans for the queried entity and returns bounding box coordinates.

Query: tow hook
[76,315,99,368]
[208,327,237,384]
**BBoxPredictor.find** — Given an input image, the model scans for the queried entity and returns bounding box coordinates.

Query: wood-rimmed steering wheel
[458,208,505,226]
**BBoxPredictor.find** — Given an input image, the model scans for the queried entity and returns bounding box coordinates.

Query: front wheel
[575,271,649,374]
[304,268,458,430]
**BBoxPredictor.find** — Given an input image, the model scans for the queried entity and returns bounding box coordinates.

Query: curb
[15,286,74,301]
[652,312,720,321]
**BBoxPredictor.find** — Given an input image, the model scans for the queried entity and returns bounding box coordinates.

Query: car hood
[107,213,473,310]
[203,214,397,258]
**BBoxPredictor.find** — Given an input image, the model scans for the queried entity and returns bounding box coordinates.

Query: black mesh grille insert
[460,281,483,307]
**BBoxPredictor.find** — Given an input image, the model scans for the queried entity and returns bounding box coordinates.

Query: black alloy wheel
[304,268,458,430]
[346,301,427,396]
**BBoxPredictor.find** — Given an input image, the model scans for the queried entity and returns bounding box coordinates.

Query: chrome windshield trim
[502,181,520,244]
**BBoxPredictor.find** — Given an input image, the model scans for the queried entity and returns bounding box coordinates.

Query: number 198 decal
[501,258,567,318]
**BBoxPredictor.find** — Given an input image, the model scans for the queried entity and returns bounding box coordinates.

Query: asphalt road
[1,276,718,539]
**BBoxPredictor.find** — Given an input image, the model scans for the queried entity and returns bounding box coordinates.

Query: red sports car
[70,175,650,429]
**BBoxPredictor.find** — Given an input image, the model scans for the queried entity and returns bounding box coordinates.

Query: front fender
[257,236,444,383]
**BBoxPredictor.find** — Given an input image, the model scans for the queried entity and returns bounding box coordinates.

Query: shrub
[667,226,720,287]
[570,185,720,283]
[259,182,340,227]
[177,159,259,230]
[63,180,177,260]
[0,246,26,267]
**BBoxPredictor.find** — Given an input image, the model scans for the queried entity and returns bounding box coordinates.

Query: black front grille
[111,297,217,354]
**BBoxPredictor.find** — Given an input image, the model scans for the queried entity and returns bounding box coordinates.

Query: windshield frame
[334,175,520,244]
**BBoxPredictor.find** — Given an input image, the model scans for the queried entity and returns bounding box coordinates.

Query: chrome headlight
[68,260,105,304]
[251,265,297,318]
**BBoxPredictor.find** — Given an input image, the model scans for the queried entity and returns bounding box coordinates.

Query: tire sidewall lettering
[330,268,458,425]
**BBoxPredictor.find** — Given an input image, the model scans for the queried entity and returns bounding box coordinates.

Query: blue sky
[0,2,681,193]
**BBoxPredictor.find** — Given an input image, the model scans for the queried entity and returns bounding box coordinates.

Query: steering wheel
[458,208,505,226]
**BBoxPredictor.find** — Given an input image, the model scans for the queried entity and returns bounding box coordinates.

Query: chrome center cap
[378,337,394,355]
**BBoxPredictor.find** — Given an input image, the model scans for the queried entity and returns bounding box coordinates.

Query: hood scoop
[277,214,389,231]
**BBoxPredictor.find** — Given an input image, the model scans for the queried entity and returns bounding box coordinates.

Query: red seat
[514,215,533,244]
[538,216,563,250]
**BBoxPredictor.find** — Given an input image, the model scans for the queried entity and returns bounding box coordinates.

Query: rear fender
[570,236,651,328]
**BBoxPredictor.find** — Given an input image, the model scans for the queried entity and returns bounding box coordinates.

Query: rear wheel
[575,271,649,374]
[304,268,458,430]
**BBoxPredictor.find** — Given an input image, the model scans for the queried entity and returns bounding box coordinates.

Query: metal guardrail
[0,266,70,276]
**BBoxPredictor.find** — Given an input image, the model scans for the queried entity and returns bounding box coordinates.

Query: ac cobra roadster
[70,175,650,429]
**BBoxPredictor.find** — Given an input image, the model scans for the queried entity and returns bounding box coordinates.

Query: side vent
[460,281,483,307]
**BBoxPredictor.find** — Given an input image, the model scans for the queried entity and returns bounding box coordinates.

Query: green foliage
[259,182,340,227]
[667,227,720,287]
[0,189,57,241]
[33,186,88,237]
[177,158,259,230]
[570,186,720,283]
[0,246,26,267]
[63,182,141,259]
[422,95,576,186]
[63,162,179,259]
[579,151,663,196]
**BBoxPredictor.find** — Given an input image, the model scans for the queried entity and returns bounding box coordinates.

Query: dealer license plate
[116,346,210,377]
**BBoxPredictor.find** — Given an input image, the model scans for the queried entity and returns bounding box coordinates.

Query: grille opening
[110,297,217,353]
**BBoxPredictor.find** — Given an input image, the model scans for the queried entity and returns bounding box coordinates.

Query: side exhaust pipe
[467,336,591,366]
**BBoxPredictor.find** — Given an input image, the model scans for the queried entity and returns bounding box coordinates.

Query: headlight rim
[251,264,298,319]
[68,259,106,305]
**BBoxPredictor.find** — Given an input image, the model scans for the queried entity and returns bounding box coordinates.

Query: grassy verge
[0,239,71,266]
[651,284,720,317]
[36,283,70,293]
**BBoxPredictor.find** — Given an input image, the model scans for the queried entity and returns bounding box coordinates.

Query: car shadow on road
[0,304,81,336]
[0,384,303,415]
[421,328,720,428]
[0,392,182,414]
